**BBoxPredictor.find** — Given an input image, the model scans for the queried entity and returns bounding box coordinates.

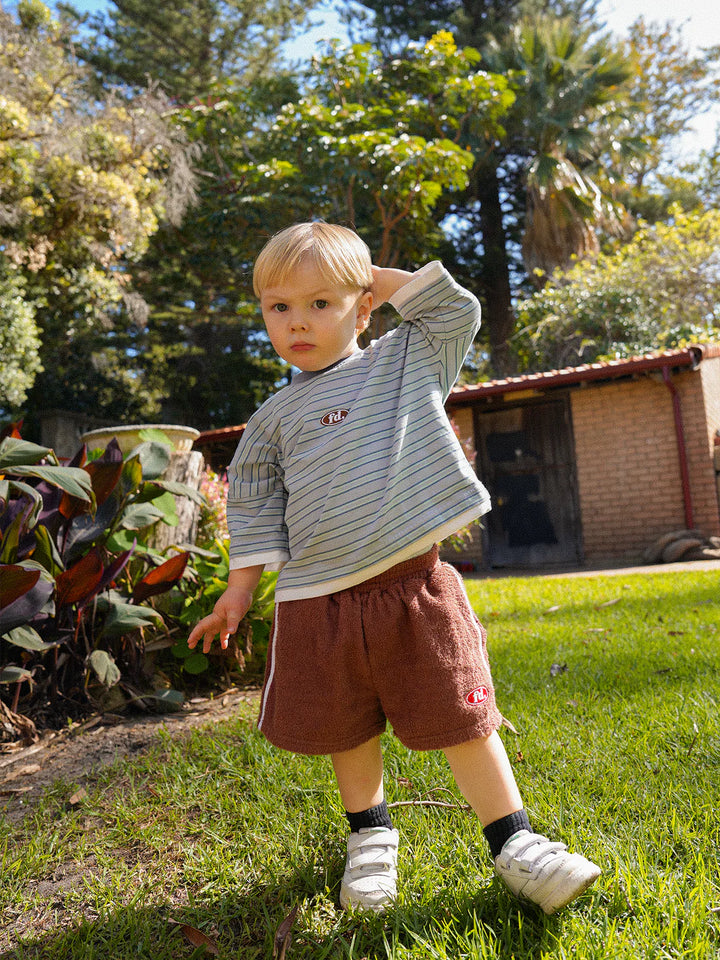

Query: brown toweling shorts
[257,546,503,755]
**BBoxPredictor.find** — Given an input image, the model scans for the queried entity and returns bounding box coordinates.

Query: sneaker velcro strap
[348,842,397,874]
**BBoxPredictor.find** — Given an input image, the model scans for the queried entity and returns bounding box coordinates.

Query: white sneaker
[494,830,601,914]
[339,827,399,913]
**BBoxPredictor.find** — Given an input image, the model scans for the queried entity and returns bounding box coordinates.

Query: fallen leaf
[68,787,88,805]
[171,921,220,955]
[595,598,620,608]
[515,751,525,762]
[545,605,561,613]
[274,904,299,959]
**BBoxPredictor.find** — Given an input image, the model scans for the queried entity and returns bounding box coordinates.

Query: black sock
[483,809,532,859]
[345,800,393,833]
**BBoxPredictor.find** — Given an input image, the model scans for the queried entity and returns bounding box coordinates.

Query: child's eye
[313,299,329,309]
[272,302,288,313]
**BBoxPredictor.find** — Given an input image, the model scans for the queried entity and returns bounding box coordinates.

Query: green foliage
[66,0,317,99]
[50,0,321,430]
[0,266,42,412]
[352,1,720,376]
[0,2,197,422]
[167,537,276,681]
[512,206,720,371]
[239,33,513,269]
[604,19,720,221]
[107,74,298,429]
[482,16,635,275]
[0,432,201,724]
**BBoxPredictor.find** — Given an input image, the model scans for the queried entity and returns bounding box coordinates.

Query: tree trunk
[149,450,205,553]
[475,163,516,377]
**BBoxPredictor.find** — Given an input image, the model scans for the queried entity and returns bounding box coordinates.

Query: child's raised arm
[188,564,264,654]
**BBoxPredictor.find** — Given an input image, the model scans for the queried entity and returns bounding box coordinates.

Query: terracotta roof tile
[448,343,720,404]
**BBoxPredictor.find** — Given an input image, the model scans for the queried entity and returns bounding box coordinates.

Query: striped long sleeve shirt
[226,260,491,601]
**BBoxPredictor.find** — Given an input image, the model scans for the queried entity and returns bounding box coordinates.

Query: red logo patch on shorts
[320,409,349,426]
[465,685,489,705]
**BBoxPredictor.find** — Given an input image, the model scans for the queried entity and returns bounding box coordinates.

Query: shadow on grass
[4,856,569,960]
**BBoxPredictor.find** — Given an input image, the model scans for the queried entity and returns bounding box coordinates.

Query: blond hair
[253,222,373,298]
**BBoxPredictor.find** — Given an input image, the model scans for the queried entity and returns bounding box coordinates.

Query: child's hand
[188,585,255,654]
[370,265,413,306]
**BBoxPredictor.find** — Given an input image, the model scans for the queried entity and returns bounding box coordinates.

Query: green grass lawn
[2,570,719,959]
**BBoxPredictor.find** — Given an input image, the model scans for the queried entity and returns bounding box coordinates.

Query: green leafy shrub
[196,469,229,546]
[159,538,276,685]
[0,426,204,727]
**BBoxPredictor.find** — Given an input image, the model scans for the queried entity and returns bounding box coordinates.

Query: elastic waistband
[350,545,439,594]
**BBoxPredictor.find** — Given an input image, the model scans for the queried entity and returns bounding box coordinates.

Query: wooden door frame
[471,393,584,568]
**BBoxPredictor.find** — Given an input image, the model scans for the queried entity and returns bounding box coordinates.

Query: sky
[59,0,720,151]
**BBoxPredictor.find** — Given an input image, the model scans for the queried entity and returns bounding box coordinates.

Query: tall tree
[61,0,315,99]
[244,34,513,275]
[0,0,196,423]
[43,0,326,429]
[350,0,635,374]
[481,16,633,277]
[125,76,298,429]
[599,19,720,222]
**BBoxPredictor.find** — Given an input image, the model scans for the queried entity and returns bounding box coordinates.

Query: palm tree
[483,16,634,278]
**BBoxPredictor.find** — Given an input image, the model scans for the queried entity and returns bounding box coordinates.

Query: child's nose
[289,313,308,331]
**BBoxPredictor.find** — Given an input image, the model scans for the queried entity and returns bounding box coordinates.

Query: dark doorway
[474,398,582,567]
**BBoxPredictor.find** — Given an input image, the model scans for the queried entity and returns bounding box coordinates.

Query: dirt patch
[0,687,260,825]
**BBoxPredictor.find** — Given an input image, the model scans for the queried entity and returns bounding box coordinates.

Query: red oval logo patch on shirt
[465,685,489,706]
[321,409,349,426]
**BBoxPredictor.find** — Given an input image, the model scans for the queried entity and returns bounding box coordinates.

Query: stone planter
[81,423,200,455]
[81,424,204,549]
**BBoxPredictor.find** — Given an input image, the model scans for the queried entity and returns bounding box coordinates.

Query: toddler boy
[188,222,601,915]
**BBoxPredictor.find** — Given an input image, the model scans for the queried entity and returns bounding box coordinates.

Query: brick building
[446,344,720,570]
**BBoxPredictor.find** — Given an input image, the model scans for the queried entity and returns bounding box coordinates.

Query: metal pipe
[662,366,694,529]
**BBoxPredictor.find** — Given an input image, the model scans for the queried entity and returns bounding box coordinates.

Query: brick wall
[571,367,720,563]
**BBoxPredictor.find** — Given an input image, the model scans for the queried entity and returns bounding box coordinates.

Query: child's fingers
[187,622,204,649]
[190,604,246,655]
[189,615,221,651]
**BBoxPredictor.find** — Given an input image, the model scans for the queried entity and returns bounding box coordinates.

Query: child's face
[260,260,372,372]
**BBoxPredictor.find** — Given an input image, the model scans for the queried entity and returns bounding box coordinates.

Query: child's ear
[356,290,373,334]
